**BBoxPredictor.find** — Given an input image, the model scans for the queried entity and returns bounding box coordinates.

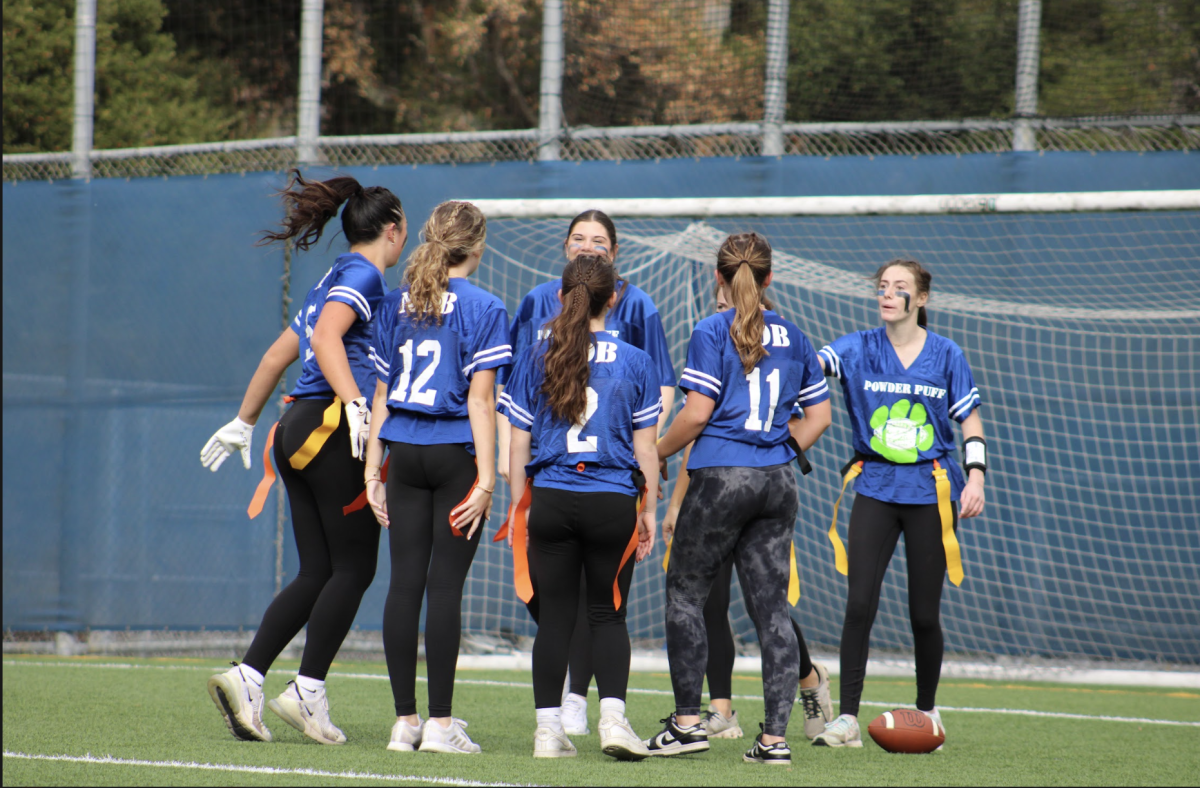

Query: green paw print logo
[870,399,934,464]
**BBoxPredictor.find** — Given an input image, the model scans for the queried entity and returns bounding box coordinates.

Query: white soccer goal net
[463,191,1200,665]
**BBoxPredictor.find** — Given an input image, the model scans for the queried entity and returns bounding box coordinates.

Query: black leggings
[666,464,800,738]
[838,494,955,718]
[704,555,813,701]
[383,442,481,718]
[242,398,381,681]
[528,486,638,709]
[525,574,593,698]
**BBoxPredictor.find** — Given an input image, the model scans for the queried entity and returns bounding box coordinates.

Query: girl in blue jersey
[496,210,675,735]
[811,258,987,749]
[660,283,834,744]
[201,171,405,745]
[501,253,661,760]
[651,232,831,766]
[362,201,510,755]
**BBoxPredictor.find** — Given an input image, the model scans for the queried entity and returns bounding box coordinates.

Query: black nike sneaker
[744,724,791,765]
[644,713,710,756]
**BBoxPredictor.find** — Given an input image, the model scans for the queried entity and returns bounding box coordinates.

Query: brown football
[866,708,945,753]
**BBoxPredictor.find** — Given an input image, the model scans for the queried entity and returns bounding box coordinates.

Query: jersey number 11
[744,367,781,432]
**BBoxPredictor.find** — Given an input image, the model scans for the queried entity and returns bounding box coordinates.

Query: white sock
[536,707,564,734]
[295,674,325,695]
[564,692,587,708]
[599,697,626,721]
[237,664,264,687]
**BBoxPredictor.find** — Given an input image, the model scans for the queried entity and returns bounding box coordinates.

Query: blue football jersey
[818,327,981,505]
[496,278,676,389]
[681,310,829,470]
[290,253,387,399]
[372,278,511,448]
[500,334,661,496]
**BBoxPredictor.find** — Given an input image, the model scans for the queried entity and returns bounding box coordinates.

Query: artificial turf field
[3,655,1198,786]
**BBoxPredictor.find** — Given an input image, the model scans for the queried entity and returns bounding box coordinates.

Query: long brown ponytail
[259,168,403,251]
[403,201,486,325]
[541,253,615,424]
[871,257,932,328]
[716,232,773,374]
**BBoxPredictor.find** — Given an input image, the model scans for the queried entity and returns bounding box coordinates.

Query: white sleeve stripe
[682,367,721,387]
[796,383,829,402]
[632,412,660,425]
[462,349,513,376]
[328,286,372,320]
[508,409,534,427]
[503,397,535,424]
[474,344,512,359]
[950,393,981,419]
[680,373,721,395]
[633,399,663,418]
[818,347,840,379]
[798,381,826,395]
[950,387,980,413]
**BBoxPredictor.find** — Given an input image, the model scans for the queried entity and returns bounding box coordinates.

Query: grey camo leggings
[665,463,800,738]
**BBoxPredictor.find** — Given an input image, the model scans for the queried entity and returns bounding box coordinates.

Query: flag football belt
[828,453,963,587]
[248,396,342,519]
[496,466,647,610]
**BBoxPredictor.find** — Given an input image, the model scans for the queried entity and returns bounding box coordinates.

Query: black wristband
[963,436,987,475]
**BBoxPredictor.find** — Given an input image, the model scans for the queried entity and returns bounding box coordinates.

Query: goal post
[461,191,1200,665]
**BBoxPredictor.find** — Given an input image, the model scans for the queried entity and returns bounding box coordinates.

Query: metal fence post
[762,0,790,157]
[72,0,96,179]
[538,0,564,161]
[297,0,324,166]
[1014,0,1042,151]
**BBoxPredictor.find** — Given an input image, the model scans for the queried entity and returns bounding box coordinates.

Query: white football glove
[345,396,371,460]
[201,416,254,472]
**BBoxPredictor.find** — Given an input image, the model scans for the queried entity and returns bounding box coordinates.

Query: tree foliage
[5,0,1197,154]
[3,0,238,153]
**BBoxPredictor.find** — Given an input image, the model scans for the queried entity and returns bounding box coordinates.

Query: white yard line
[6,659,1198,728]
[1,750,535,787]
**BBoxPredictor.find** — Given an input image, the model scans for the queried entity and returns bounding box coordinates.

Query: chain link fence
[4,1,1198,181]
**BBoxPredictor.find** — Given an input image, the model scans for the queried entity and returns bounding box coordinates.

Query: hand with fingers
[201,417,254,472]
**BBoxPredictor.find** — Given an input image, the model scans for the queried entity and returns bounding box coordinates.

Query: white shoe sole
[207,674,270,742]
[534,747,577,758]
[602,739,650,761]
[708,725,745,739]
[563,725,590,736]
[646,740,710,756]
[386,741,417,752]
[267,697,345,745]
[812,737,863,748]
[744,755,792,765]
[418,742,481,754]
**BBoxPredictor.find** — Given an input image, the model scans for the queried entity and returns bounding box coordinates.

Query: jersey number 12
[389,339,441,406]
[744,367,781,432]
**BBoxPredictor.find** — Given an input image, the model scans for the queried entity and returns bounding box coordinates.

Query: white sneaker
[703,705,744,739]
[533,726,577,758]
[599,715,650,761]
[923,708,946,750]
[267,681,346,745]
[799,662,834,740]
[561,692,589,736]
[387,715,423,752]
[812,713,862,748]
[418,718,481,754]
[207,663,272,742]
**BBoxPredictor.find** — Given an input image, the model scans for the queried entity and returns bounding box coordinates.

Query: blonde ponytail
[716,232,773,374]
[403,201,485,325]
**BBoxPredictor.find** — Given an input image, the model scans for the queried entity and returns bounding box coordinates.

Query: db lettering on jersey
[589,341,618,363]
[400,291,458,315]
[763,324,790,347]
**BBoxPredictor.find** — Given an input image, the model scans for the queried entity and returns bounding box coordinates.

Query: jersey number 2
[744,367,781,432]
[389,339,441,406]
[566,387,599,453]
